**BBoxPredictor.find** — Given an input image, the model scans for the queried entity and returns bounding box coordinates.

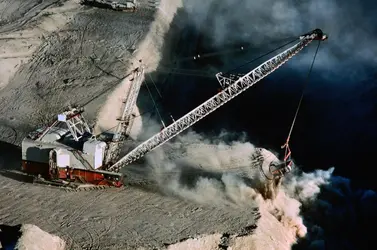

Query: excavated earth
[0,1,263,249]
[0,173,259,249]
[0,0,157,143]
[0,141,260,250]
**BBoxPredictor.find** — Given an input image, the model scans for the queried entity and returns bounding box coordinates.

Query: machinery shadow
[0,141,34,183]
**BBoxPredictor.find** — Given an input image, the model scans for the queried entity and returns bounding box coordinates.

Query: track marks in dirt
[60,194,102,250]
[0,3,155,141]
[0,125,17,144]
[0,0,64,33]
[0,175,259,249]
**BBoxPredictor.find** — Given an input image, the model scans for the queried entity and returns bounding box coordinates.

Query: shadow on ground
[0,141,33,183]
[0,224,22,250]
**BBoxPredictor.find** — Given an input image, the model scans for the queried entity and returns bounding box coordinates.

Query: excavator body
[19,29,327,189]
[21,107,124,189]
[21,66,144,189]
[108,28,328,172]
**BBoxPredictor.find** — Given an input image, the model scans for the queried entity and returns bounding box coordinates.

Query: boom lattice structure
[105,66,145,164]
[109,29,327,172]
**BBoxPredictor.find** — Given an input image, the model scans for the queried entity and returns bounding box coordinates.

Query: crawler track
[33,176,124,192]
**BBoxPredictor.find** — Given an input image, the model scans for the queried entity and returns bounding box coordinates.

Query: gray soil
[0,1,260,249]
[0,0,155,144]
[0,0,61,33]
[0,142,259,250]
[0,176,259,249]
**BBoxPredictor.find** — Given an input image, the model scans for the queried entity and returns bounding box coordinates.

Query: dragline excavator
[21,29,327,189]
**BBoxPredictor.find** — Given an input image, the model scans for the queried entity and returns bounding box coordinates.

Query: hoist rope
[144,79,166,128]
[225,38,299,74]
[159,36,297,69]
[147,73,163,98]
[281,40,322,156]
[153,38,300,85]
[144,36,306,134]
[146,72,177,126]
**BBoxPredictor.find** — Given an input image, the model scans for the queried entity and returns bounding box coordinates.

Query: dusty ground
[0,143,260,249]
[0,0,82,98]
[0,0,315,249]
[0,0,157,144]
[1,136,313,250]
[0,1,263,249]
[0,176,260,249]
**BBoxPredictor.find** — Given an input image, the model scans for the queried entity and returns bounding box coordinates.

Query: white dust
[94,0,183,137]
[146,131,333,249]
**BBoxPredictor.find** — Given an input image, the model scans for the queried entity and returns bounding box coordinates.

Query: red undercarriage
[22,161,123,187]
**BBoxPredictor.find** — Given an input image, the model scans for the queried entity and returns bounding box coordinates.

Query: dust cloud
[94,0,183,136]
[141,131,334,248]
[138,129,376,249]
[183,0,377,69]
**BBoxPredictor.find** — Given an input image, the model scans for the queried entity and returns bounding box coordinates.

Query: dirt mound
[0,224,65,250]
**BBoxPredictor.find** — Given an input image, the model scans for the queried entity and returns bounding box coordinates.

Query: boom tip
[313,28,328,41]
